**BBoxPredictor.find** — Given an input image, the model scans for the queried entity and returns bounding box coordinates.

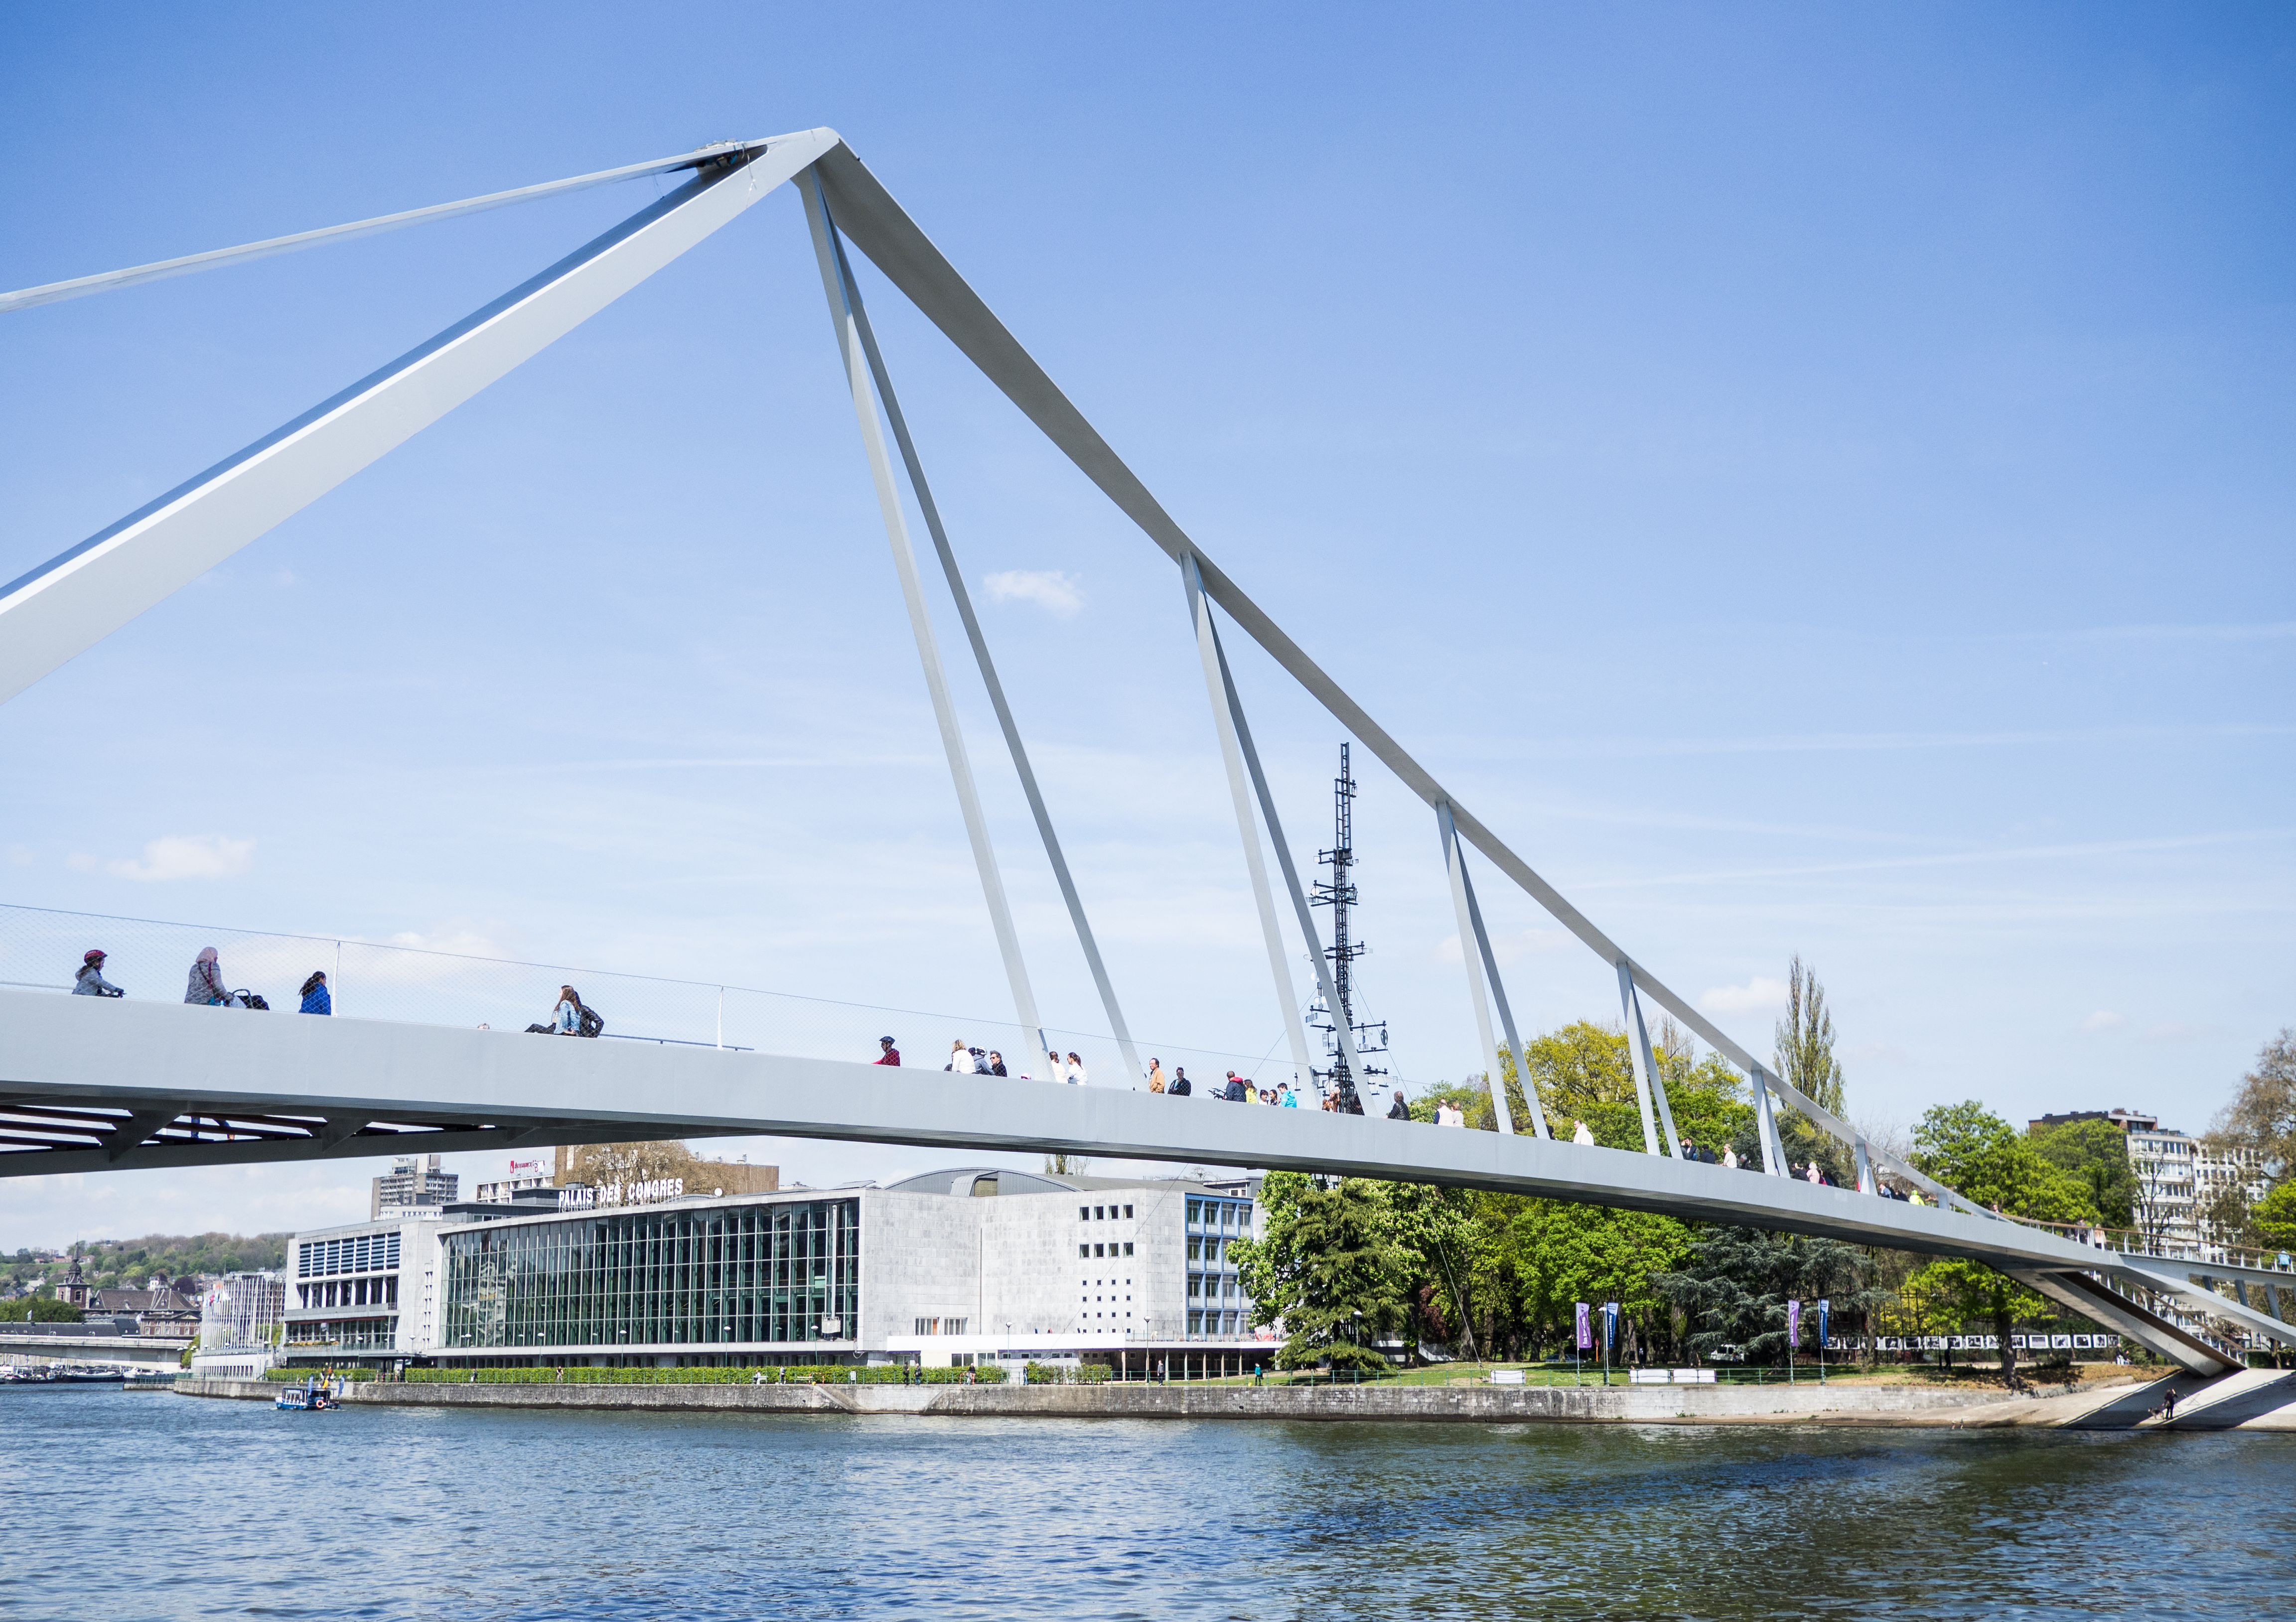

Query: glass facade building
[1184,1193,1254,1338]
[440,1197,860,1355]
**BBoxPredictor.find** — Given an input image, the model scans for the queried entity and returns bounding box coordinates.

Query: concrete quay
[167,1374,2284,1427]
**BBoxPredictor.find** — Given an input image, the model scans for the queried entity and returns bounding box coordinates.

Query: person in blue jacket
[298,971,332,1015]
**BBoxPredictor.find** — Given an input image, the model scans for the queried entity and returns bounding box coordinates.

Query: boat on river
[275,1378,338,1411]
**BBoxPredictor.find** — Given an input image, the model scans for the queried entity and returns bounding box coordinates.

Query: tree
[2254,1182,2296,1251]
[1903,1258,2058,1388]
[1911,1102,2097,1384]
[1482,1198,1696,1364]
[2028,1117,2139,1229]
[1657,1227,1891,1366]
[0,1295,84,1323]
[564,1140,709,1188]
[1912,1102,2097,1222]
[1233,1175,1411,1373]
[1774,954,1846,1119]
[2208,1028,2296,1183]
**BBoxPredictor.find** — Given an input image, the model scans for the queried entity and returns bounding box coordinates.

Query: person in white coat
[1572,1119,1596,1146]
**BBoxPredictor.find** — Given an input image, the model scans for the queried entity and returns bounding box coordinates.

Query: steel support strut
[1182,553,1316,1092]
[1457,837,1551,1138]
[802,171,1046,1063]
[1193,570,1368,1112]
[807,176,1143,1087]
[1437,802,1514,1135]
[0,132,840,707]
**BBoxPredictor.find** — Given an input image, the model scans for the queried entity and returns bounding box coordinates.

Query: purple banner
[1576,1301,1591,1350]
[1787,1299,1803,1346]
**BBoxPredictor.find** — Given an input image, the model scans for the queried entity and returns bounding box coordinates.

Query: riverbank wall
[172,1375,2080,1425]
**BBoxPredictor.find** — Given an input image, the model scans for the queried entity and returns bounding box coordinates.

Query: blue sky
[2,2,2290,1246]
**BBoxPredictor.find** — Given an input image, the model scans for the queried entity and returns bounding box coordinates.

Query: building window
[1094,1243,1105,1257]
[1094,1206,1105,1220]
[1123,1242,1134,1256]
[1079,1243,1089,1258]
[1079,1206,1090,1221]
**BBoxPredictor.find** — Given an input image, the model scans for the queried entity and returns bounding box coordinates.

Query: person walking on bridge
[947,1040,977,1074]
[1168,1067,1191,1097]
[184,947,229,1007]
[1066,1052,1088,1086]
[1147,1058,1166,1093]
[73,949,124,998]
[875,1037,901,1066]
[298,971,331,1015]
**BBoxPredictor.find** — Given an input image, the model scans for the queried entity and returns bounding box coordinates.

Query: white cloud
[103,834,255,882]
[983,569,1083,617]
[1699,976,1790,1016]
[2081,1010,2126,1032]
[1436,927,1575,966]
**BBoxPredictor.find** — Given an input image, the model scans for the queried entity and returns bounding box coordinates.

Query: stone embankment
[169,1373,2290,1427]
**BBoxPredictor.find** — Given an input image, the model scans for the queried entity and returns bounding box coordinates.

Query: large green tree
[1657,1227,1892,1365]
[2209,1027,2296,1183]
[1913,1102,2098,1222]
[2028,1117,2139,1229]
[1233,1174,1413,1373]
[1774,955,1847,1119]
[1910,1101,2098,1384]
[0,1295,84,1323]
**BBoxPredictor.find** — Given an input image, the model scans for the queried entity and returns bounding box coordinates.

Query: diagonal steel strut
[0,130,840,707]
[808,174,1143,1088]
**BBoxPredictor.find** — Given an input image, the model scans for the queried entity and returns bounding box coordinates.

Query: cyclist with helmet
[73,949,125,998]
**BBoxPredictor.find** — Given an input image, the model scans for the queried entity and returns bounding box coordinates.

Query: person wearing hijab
[185,947,229,1006]
[73,949,125,998]
[298,971,332,1015]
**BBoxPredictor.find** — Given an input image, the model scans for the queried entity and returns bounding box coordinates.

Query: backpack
[576,1004,604,1039]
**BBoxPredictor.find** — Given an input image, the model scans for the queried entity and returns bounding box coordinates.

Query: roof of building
[879,1166,1262,1199]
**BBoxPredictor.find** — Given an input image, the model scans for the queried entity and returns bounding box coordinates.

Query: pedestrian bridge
[3,129,2290,1379]
[2,987,2289,1375]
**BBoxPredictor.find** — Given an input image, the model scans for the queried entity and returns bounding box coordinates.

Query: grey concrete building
[295,1166,1270,1375]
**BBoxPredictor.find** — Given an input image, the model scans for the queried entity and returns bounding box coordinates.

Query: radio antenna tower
[1308,742,1389,1102]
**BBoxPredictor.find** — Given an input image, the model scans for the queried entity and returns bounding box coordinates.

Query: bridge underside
[3,990,2287,1374]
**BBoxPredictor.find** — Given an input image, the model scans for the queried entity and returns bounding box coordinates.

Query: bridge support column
[1182,554,1367,1109]
[1749,1064,1788,1176]
[1616,967,1677,1157]
[1437,803,1515,1136]
[804,173,1144,1085]
[803,171,1047,1065]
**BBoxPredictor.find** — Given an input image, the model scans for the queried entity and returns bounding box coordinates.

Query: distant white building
[2035,1108,2270,1254]
[279,1167,1271,1377]
[471,1158,555,1204]
[370,1153,458,1219]
[189,1272,287,1379]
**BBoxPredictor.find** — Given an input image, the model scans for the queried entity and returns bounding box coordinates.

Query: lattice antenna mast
[1309,743,1388,1097]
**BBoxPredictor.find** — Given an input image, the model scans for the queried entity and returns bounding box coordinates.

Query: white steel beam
[0,129,840,707]
[1195,567,1366,1108]
[810,183,1142,1086]
[801,172,1045,1063]
[1624,975,1681,1157]
[1456,843,1550,1139]
[0,139,794,315]
[1437,802,1514,1135]
[1181,554,1316,1092]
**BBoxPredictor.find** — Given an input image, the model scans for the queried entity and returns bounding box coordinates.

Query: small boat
[275,1378,339,1411]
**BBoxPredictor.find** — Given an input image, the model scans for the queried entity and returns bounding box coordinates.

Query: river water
[6,1387,2292,1619]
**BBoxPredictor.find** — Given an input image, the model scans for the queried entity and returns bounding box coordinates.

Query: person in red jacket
[875,1037,900,1066]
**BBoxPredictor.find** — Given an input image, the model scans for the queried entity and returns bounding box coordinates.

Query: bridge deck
[2,991,2287,1369]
